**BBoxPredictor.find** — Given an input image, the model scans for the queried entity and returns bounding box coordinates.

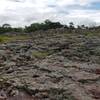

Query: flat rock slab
[67,69,100,82]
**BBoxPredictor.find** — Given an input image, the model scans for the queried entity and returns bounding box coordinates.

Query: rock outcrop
[0,32,100,100]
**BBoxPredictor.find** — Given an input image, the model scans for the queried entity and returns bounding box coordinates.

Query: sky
[0,0,100,27]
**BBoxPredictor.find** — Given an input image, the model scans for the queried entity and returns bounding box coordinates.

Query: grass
[0,35,11,43]
[0,34,30,43]
[81,31,100,37]
[32,51,50,58]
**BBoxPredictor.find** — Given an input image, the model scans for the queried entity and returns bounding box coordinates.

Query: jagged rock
[0,90,7,100]
[0,33,100,99]
[6,67,14,74]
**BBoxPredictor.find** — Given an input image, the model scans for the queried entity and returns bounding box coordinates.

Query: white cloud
[0,0,99,27]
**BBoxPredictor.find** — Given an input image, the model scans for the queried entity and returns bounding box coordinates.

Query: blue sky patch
[89,2,100,10]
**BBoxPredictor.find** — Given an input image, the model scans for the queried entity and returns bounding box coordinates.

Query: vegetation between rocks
[0,34,30,43]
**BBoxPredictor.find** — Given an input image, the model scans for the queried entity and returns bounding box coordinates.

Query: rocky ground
[0,31,100,100]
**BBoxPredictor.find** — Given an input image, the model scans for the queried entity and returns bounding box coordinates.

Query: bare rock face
[0,32,100,100]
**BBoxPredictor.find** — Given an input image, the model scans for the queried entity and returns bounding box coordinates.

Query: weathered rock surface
[0,32,100,100]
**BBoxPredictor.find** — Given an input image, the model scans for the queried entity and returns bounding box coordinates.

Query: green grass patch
[0,35,11,43]
[32,51,50,58]
[0,34,30,43]
[84,32,100,37]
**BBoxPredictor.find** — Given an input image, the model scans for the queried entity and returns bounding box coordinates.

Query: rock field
[0,32,100,100]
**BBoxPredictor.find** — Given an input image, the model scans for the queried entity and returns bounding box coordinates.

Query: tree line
[0,19,100,34]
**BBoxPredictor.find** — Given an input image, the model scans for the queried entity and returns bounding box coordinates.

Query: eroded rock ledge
[0,33,100,100]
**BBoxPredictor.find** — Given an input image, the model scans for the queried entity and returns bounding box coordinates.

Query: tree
[44,19,52,25]
[69,22,75,33]
[81,25,86,29]
[2,24,11,28]
[69,22,74,29]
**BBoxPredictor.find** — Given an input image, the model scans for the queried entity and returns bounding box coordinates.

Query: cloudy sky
[0,0,100,27]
